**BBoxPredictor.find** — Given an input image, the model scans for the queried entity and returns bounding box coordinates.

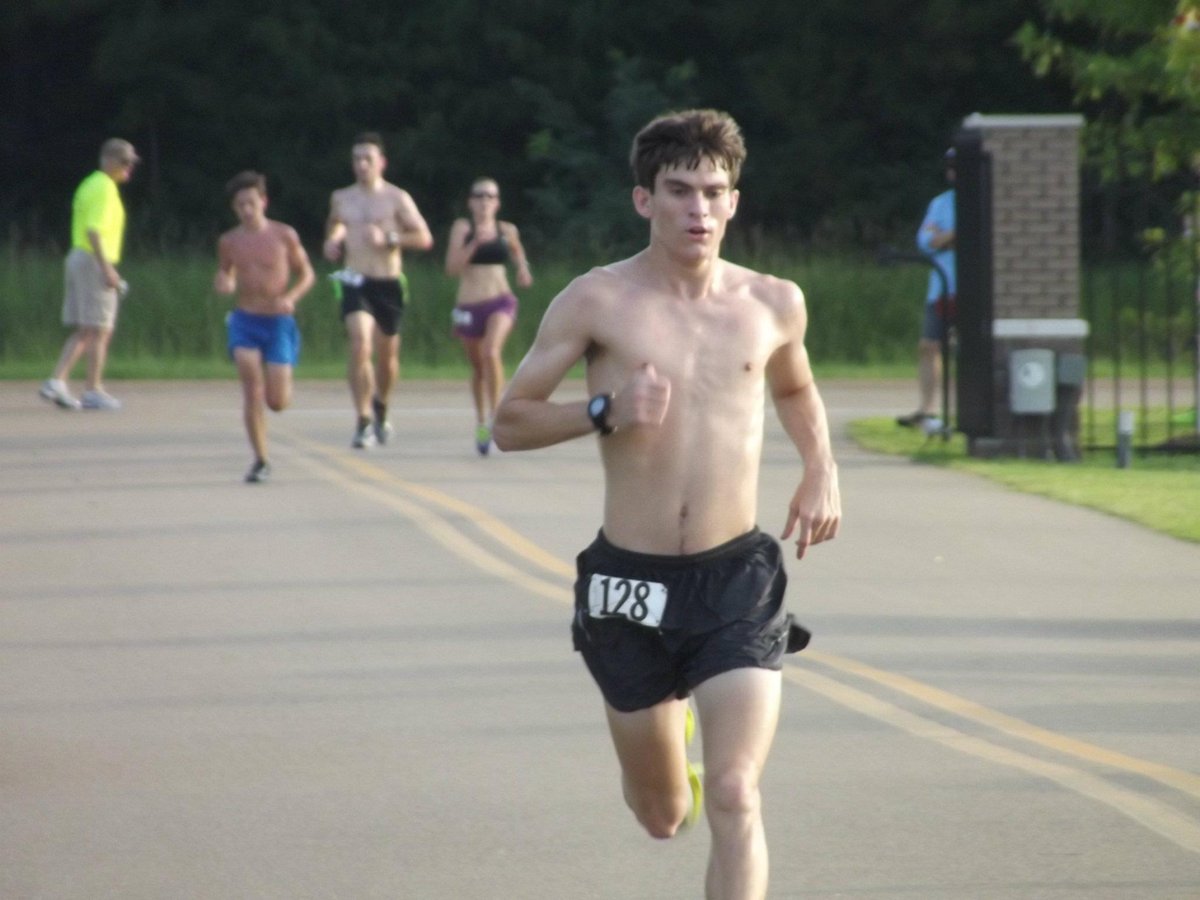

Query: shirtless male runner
[215,171,314,483]
[323,132,433,448]
[493,109,841,900]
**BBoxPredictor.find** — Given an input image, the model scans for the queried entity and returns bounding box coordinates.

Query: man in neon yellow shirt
[40,138,139,410]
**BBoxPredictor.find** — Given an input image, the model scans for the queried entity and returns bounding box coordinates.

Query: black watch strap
[588,393,615,436]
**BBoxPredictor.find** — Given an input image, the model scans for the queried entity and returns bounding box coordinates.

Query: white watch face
[589,396,606,417]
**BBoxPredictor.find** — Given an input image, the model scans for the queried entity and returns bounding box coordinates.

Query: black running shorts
[340,276,405,336]
[571,528,810,713]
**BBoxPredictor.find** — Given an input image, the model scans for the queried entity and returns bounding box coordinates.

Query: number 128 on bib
[587,574,668,628]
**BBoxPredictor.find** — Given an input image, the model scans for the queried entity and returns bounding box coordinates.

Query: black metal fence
[1080,157,1200,452]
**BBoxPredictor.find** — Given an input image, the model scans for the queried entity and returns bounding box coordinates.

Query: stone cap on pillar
[963,113,1085,129]
[993,318,1090,338]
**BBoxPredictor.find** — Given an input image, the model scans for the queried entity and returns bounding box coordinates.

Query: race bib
[329,268,365,287]
[451,308,474,327]
[587,574,668,628]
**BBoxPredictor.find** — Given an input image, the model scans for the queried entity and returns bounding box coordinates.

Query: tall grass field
[0,243,926,379]
[2,243,1194,384]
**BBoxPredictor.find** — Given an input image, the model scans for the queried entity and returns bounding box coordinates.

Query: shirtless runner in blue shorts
[215,171,314,483]
[494,109,840,899]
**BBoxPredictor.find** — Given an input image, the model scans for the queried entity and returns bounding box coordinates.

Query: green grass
[0,244,932,378]
[0,355,479,381]
[849,417,1200,544]
[5,244,1196,380]
[4,242,1194,427]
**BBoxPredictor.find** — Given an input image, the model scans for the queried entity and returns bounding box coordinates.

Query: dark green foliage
[2,0,1070,256]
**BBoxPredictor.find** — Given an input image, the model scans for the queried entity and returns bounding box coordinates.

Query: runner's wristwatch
[587,393,615,436]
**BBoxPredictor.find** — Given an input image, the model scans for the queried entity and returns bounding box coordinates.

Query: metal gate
[1080,156,1200,453]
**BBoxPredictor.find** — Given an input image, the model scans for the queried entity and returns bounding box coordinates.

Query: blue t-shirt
[916,188,955,302]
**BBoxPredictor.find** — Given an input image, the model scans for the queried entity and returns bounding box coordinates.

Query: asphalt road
[2,378,1199,899]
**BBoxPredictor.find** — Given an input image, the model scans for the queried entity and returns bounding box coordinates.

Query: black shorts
[340,276,405,336]
[571,528,811,713]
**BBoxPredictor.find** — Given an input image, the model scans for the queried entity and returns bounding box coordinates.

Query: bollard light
[1116,410,1134,469]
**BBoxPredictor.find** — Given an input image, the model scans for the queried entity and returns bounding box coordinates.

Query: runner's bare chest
[603,291,777,385]
[339,190,399,226]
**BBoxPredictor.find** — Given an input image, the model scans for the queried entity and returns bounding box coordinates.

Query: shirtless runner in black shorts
[323,132,433,449]
[494,109,840,900]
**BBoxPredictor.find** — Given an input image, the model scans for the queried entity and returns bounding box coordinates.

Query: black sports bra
[466,225,510,265]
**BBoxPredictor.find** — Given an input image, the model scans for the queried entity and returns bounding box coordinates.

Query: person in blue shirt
[897,148,956,427]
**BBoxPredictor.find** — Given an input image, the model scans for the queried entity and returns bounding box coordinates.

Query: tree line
[4,0,1073,258]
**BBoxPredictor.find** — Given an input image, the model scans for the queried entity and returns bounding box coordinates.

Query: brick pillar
[961,113,1088,459]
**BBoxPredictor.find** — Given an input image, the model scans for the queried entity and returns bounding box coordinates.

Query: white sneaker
[374,419,394,446]
[81,389,122,410]
[244,459,271,483]
[39,379,81,410]
[351,422,376,449]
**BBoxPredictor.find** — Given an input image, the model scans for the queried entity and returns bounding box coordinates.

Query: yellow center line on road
[285,441,568,604]
[805,649,1200,803]
[391,478,576,580]
[785,666,1200,854]
[286,432,576,581]
[284,433,1200,854]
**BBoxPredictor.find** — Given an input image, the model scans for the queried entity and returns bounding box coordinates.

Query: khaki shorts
[62,248,119,328]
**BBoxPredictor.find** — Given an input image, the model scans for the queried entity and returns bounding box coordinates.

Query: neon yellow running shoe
[682,761,704,831]
[679,703,702,832]
[475,423,492,456]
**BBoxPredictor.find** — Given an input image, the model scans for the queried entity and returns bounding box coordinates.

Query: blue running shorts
[226,309,301,366]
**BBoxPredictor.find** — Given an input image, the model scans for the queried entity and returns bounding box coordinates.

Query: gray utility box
[983,343,1085,461]
[1009,348,1056,414]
